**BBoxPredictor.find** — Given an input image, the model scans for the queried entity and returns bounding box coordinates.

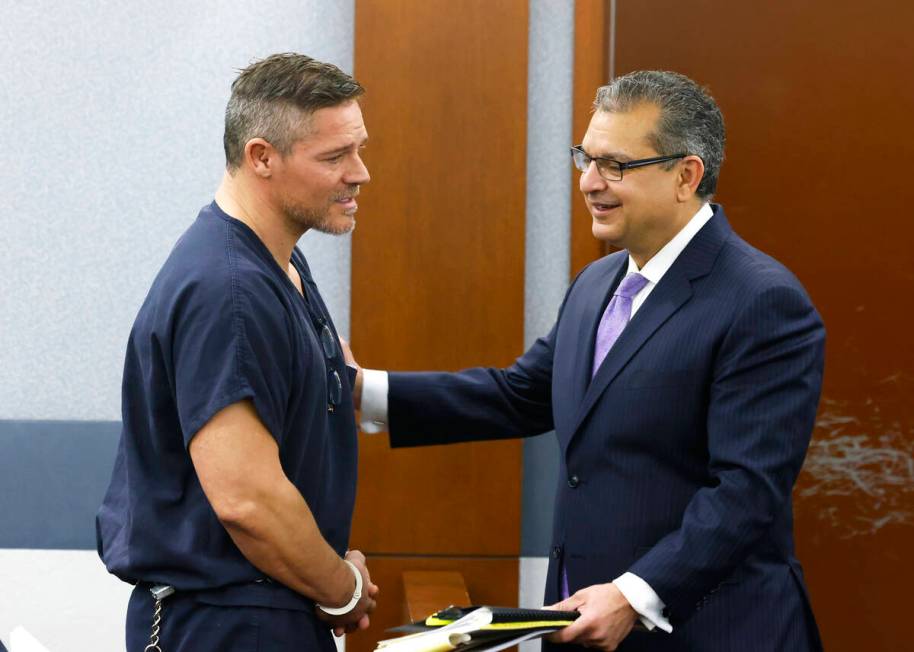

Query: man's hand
[546,582,638,651]
[338,336,363,410]
[316,550,380,637]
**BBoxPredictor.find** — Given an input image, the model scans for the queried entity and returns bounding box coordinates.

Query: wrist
[318,559,362,616]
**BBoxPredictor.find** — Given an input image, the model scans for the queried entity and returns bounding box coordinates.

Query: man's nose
[346,153,370,185]
[579,160,606,194]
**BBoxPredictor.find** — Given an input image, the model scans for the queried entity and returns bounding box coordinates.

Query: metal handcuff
[144,584,175,652]
[316,559,363,616]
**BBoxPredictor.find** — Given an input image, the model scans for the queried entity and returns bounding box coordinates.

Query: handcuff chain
[143,597,164,652]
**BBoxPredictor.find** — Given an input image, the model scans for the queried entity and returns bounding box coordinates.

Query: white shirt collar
[626,203,714,283]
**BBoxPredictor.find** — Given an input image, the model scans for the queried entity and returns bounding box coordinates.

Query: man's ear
[244,138,277,178]
[676,155,705,201]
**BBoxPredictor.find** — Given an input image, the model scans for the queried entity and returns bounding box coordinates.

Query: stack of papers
[375,606,579,652]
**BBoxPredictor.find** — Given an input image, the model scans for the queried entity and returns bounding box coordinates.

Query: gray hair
[224,53,364,170]
[594,71,725,199]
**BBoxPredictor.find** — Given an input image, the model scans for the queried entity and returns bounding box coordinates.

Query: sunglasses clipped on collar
[314,317,343,412]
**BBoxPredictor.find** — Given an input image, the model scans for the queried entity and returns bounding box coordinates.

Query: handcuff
[316,559,363,616]
[144,584,175,652]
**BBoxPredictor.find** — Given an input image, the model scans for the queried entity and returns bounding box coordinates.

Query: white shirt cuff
[613,572,673,633]
[359,369,389,434]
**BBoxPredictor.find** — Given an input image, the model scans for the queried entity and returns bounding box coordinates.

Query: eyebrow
[319,145,353,157]
[318,138,369,157]
[580,146,631,161]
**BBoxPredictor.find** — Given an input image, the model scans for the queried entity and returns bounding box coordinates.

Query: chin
[591,220,622,245]
[316,215,356,236]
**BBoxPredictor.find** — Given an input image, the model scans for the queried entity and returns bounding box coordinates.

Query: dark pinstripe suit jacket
[388,205,825,651]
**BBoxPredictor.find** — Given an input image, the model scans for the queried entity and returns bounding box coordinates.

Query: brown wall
[571,0,612,275]
[610,1,914,649]
[350,1,529,649]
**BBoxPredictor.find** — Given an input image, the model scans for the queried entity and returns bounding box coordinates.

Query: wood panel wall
[570,0,612,276]
[611,1,914,649]
[350,1,529,649]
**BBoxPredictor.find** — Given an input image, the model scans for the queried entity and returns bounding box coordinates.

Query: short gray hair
[224,53,364,170]
[594,71,725,199]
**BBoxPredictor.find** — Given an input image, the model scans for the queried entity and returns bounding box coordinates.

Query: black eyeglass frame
[570,146,688,181]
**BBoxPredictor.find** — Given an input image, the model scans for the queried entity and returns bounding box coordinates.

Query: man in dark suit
[351,70,824,651]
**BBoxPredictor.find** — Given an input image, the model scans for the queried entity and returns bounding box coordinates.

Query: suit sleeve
[387,324,557,446]
[386,261,600,447]
[628,282,825,619]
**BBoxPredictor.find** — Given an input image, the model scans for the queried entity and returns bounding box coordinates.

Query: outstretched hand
[546,583,638,651]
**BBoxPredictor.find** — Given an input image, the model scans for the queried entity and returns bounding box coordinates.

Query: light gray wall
[0,0,355,422]
[521,0,574,556]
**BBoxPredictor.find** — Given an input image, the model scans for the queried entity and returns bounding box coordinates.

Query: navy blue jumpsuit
[96,201,358,651]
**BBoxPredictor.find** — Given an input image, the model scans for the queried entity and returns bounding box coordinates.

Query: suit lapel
[570,256,627,410]
[568,205,732,438]
[570,270,692,435]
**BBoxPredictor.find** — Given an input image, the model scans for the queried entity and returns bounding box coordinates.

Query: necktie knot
[614,272,649,299]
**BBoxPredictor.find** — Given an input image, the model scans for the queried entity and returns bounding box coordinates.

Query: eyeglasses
[316,318,343,413]
[297,276,343,413]
[570,146,687,181]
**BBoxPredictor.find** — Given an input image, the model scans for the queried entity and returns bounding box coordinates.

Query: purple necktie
[561,272,649,599]
[591,272,649,378]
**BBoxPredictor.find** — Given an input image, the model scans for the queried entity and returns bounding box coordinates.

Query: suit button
[551,546,562,559]
[568,475,580,488]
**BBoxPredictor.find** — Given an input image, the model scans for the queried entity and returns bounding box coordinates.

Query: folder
[376,606,579,652]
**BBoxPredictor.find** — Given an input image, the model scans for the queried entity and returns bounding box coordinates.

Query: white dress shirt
[359,203,715,633]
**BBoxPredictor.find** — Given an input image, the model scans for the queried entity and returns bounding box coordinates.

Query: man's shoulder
[147,208,232,302]
[715,230,812,304]
[723,231,798,277]
[143,205,287,322]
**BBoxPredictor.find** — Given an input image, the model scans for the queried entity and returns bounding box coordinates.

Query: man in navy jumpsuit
[96,53,377,651]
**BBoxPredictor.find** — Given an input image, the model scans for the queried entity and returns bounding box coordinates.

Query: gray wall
[522,0,574,556]
[0,1,355,422]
